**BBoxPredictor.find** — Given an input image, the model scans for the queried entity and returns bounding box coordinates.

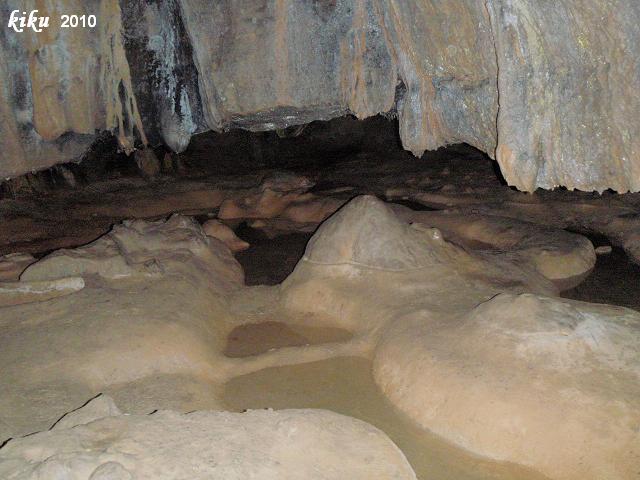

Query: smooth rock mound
[301,195,456,271]
[282,195,557,334]
[0,396,416,480]
[21,214,243,286]
[0,216,243,439]
[373,293,640,480]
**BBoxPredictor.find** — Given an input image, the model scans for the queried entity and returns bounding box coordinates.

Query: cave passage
[1,115,639,480]
[1,115,636,307]
[3,0,640,476]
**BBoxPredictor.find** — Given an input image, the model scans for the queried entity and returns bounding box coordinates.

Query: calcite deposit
[0,253,35,282]
[1,196,639,480]
[1,1,638,191]
[280,196,640,479]
[0,396,416,480]
[202,219,250,252]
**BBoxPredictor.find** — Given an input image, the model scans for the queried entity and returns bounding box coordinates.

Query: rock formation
[280,196,640,479]
[1,1,639,191]
[0,215,242,438]
[0,396,416,480]
[202,219,250,252]
[1,196,638,479]
[389,205,597,289]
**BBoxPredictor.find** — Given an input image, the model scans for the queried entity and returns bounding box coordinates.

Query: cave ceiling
[0,0,638,192]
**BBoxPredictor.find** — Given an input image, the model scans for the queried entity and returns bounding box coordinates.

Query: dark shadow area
[233,223,313,286]
[562,234,640,311]
[0,115,498,257]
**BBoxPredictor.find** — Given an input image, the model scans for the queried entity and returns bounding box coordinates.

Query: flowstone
[0,396,416,480]
[1,196,638,480]
[0,215,243,439]
[280,196,640,480]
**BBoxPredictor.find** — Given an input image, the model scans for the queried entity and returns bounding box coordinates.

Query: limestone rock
[20,238,135,282]
[487,0,640,192]
[279,195,638,478]
[22,214,244,286]
[390,207,597,289]
[282,196,558,335]
[0,253,35,282]
[218,172,343,224]
[0,0,144,177]
[373,293,640,480]
[52,394,122,430]
[219,189,307,220]
[1,0,639,192]
[301,195,456,271]
[259,172,315,193]
[0,405,417,480]
[0,277,85,307]
[0,215,243,439]
[387,186,640,266]
[202,219,249,252]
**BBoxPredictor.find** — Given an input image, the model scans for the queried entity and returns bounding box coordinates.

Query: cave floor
[222,356,549,480]
[1,124,640,479]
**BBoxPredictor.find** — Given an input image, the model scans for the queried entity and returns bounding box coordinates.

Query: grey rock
[0,1,638,192]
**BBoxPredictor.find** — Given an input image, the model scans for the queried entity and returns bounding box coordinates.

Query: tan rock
[0,253,36,282]
[0,215,243,439]
[219,190,306,220]
[374,293,640,480]
[280,196,639,479]
[202,219,249,252]
[281,196,557,335]
[1,195,637,480]
[0,398,416,480]
[390,206,596,290]
[0,277,85,307]
[52,394,122,430]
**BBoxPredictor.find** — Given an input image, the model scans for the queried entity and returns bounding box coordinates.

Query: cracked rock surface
[1,1,638,191]
[0,396,416,480]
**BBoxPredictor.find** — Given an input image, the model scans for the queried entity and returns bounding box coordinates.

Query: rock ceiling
[1,0,638,191]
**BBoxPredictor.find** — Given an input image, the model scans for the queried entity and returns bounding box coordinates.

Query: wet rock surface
[0,194,639,479]
[0,396,416,480]
[374,294,640,480]
[281,196,640,479]
[1,128,640,479]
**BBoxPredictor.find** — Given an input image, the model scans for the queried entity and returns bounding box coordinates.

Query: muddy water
[227,224,635,479]
[224,321,353,357]
[222,354,548,480]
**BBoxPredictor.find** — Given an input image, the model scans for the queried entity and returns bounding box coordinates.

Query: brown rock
[134,149,161,179]
[202,219,250,252]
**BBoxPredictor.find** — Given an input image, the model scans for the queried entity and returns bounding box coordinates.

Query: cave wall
[488,0,640,192]
[0,0,638,192]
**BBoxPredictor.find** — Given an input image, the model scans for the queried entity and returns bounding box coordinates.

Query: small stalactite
[99,0,148,154]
